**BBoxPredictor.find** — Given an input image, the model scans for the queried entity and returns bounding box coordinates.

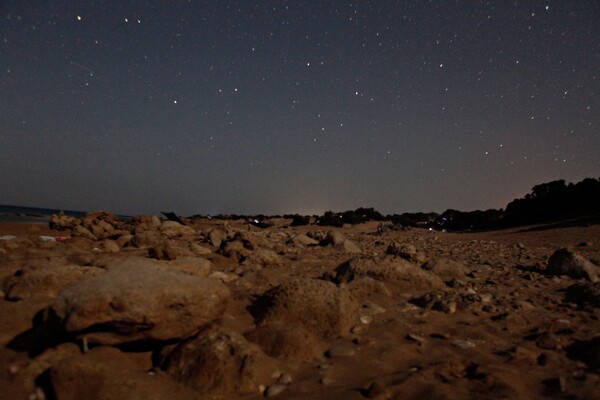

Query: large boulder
[48,260,230,345]
[50,347,201,400]
[248,278,359,360]
[323,230,361,253]
[251,278,358,339]
[162,326,279,396]
[333,256,445,292]
[546,248,599,282]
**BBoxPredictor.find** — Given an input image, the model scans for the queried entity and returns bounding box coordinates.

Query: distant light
[76,16,82,21]
[173,100,177,104]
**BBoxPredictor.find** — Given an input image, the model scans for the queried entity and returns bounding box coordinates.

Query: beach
[1,213,599,399]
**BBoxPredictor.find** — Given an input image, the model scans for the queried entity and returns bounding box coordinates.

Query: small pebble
[265,384,287,397]
[360,315,373,324]
[28,388,46,400]
[405,333,426,343]
[479,293,493,303]
[362,301,386,315]
[320,377,335,386]
[278,373,292,385]
[398,303,419,312]
[351,325,366,334]
[429,332,450,339]
[452,339,475,349]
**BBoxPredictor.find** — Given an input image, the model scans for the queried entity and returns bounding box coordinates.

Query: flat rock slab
[49,259,230,345]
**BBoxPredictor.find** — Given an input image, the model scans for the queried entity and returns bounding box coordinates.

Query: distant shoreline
[0,205,129,224]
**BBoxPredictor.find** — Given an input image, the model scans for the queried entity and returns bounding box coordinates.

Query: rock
[320,377,335,386]
[406,333,426,343]
[566,336,600,371]
[288,234,319,247]
[48,259,230,345]
[452,339,475,349]
[209,271,238,283]
[3,265,105,301]
[535,332,563,350]
[160,221,196,238]
[116,234,133,248]
[247,278,359,360]
[342,239,362,253]
[72,225,97,241]
[411,290,460,313]
[246,323,321,361]
[565,282,600,307]
[546,248,599,282]
[322,230,361,253]
[49,214,78,231]
[131,230,163,248]
[333,256,445,292]
[189,242,212,255]
[50,347,201,400]
[149,241,178,260]
[251,278,358,339]
[326,230,346,246]
[244,248,283,266]
[96,239,120,253]
[264,384,287,397]
[386,243,427,263]
[207,228,228,248]
[221,240,251,261]
[167,257,212,277]
[345,277,391,302]
[278,373,292,384]
[162,326,278,396]
[421,258,469,280]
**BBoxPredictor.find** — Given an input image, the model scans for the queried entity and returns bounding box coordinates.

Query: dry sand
[0,214,598,399]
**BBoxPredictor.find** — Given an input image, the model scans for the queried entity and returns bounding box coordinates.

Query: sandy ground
[0,217,598,399]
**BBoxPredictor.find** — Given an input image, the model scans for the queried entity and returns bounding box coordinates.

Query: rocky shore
[1,211,599,399]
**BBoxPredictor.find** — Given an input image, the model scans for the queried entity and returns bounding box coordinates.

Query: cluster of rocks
[1,212,599,399]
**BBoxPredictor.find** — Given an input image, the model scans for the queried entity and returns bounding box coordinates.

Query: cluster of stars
[1,1,598,214]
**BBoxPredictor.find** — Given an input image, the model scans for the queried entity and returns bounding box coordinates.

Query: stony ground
[0,212,599,400]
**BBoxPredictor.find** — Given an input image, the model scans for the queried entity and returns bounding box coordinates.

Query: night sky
[2,1,599,216]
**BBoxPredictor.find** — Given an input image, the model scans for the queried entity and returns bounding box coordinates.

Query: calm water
[1,205,88,223]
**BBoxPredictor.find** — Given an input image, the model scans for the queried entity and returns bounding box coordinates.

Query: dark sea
[0,205,90,223]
